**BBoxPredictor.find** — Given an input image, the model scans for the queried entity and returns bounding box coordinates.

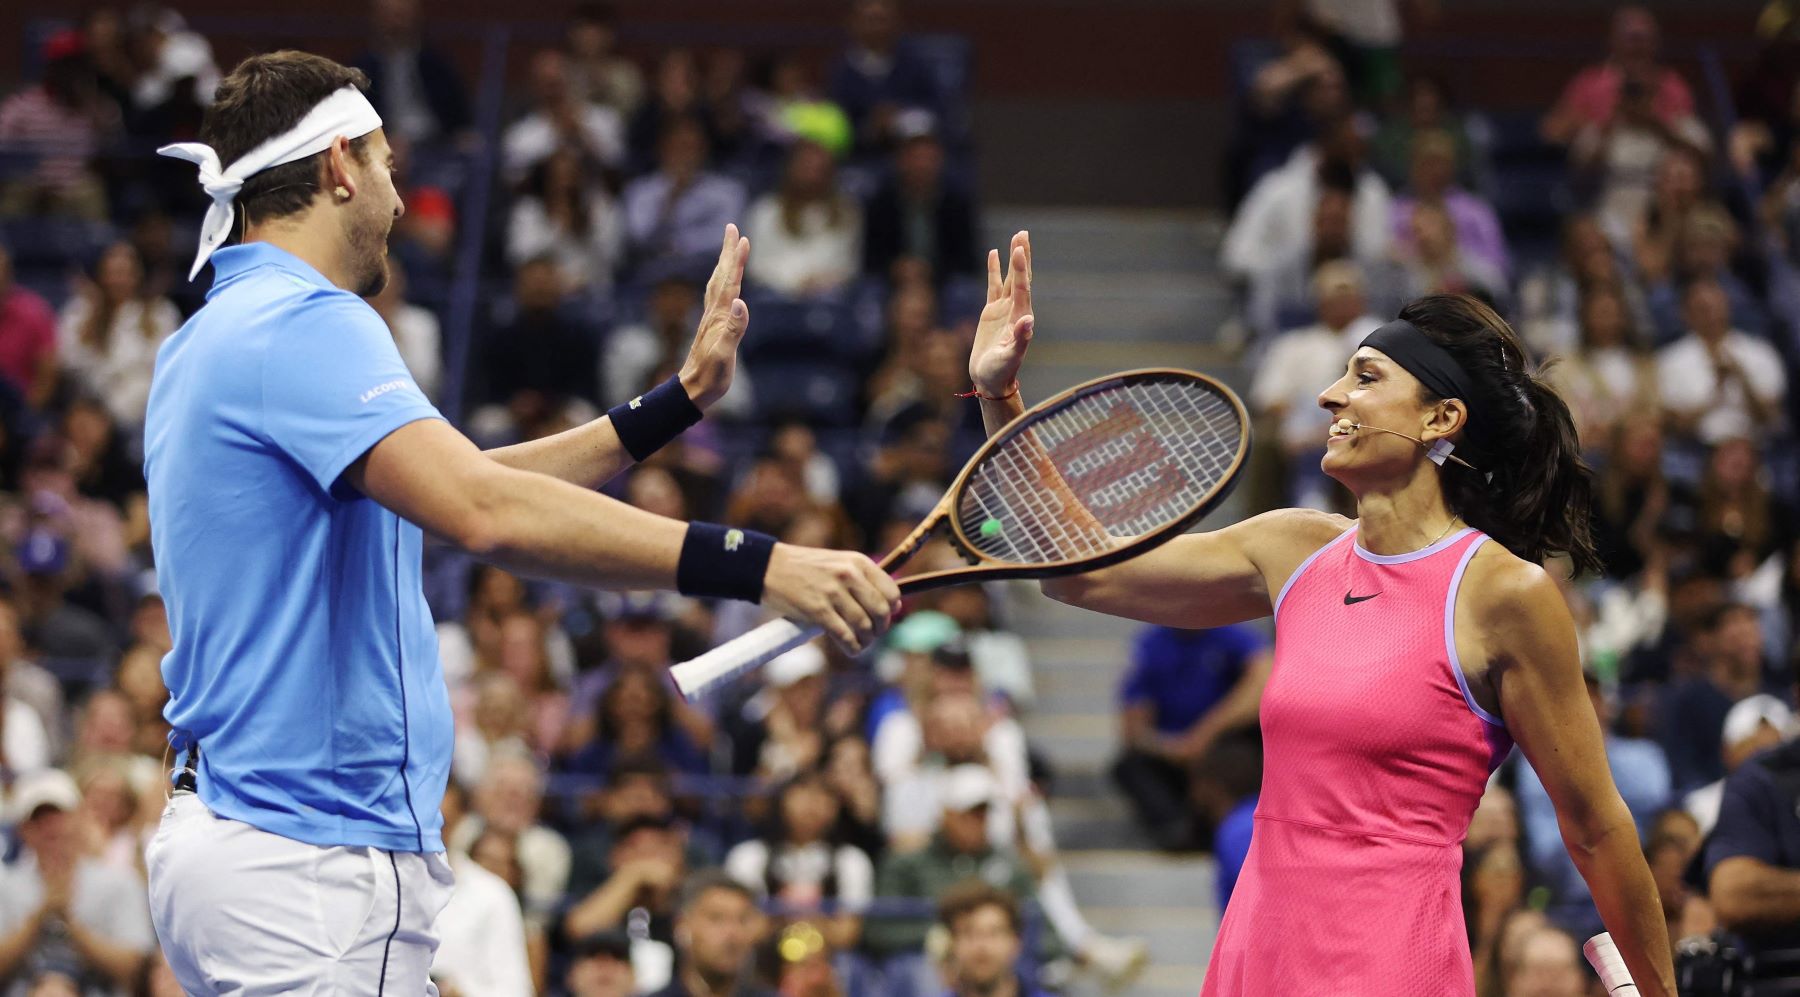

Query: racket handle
[670,618,823,701]
[1583,933,1640,995]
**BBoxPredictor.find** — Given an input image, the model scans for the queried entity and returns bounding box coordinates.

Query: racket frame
[874,366,1251,593]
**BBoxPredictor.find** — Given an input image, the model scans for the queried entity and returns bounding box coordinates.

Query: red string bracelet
[955,382,1020,401]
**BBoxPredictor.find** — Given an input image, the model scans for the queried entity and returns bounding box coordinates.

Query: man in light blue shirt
[142,52,896,996]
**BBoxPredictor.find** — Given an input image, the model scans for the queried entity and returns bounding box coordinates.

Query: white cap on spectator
[893,108,938,143]
[767,643,825,688]
[940,764,998,813]
[1721,694,1794,747]
[8,768,80,824]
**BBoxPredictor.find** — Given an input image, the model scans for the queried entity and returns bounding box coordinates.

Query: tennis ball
[979,518,1002,538]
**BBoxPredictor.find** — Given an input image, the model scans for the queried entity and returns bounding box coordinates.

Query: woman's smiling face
[1318,348,1458,486]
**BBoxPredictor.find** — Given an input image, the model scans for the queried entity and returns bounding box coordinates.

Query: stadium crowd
[0,0,1798,995]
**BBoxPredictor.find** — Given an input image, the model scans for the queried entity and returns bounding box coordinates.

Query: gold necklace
[1427,516,1463,547]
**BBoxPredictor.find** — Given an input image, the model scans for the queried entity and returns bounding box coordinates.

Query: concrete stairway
[977,208,1251,997]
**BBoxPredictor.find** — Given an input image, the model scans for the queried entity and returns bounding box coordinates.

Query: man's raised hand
[678,224,752,409]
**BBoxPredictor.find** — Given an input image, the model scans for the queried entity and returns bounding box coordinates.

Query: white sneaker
[1082,933,1150,992]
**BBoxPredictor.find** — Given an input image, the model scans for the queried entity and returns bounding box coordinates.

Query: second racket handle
[1583,933,1640,996]
[670,618,822,701]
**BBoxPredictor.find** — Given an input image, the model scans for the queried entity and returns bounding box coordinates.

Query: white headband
[158,86,384,280]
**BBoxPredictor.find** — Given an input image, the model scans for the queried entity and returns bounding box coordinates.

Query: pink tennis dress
[1200,526,1513,996]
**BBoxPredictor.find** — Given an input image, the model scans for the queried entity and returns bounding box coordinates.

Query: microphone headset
[1331,419,1485,475]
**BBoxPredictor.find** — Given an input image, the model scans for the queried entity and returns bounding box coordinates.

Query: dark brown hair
[198,51,372,230]
[1396,294,1603,575]
[937,879,1021,935]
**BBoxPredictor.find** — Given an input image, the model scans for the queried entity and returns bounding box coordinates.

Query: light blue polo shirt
[145,243,451,853]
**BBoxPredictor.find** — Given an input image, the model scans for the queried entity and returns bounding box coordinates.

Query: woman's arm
[1476,553,1677,997]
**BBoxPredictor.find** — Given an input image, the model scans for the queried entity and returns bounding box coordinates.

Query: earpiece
[333,186,350,200]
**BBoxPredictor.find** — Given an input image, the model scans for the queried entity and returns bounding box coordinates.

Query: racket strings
[958,377,1243,565]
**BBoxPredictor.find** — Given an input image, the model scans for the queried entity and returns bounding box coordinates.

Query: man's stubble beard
[347,203,391,298]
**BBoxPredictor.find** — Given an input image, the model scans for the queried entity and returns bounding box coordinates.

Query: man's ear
[325,135,358,199]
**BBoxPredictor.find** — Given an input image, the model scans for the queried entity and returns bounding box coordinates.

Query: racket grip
[1583,933,1640,995]
[670,618,823,701]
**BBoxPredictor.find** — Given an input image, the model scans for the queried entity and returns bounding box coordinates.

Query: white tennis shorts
[146,792,456,996]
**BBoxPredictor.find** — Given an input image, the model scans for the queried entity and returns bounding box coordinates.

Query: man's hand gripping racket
[671,365,1252,698]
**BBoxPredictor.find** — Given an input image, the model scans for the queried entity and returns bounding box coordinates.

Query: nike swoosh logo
[1344,591,1381,605]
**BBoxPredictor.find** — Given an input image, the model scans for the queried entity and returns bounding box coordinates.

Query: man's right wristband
[676,522,776,602]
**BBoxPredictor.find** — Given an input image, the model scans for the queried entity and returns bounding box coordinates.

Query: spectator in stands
[125,6,219,116]
[72,756,143,875]
[431,804,535,997]
[1700,717,1800,993]
[937,880,1052,997]
[1660,604,1772,793]
[1683,437,1793,582]
[389,184,458,289]
[111,644,169,762]
[566,3,645,118]
[566,660,709,776]
[1542,6,1698,146]
[438,563,577,691]
[1395,201,1509,307]
[0,596,62,766]
[1684,694,1792,835]
[1503,926,1589,997]
[1517,214,1652,359]
[724,770,874,951]
[454,670,532,786]
[507,145,624,292]
[622,116,747,281]
[866,765,1042,960]
[1277,0,1434,105]
[471,256,601,443]
[862,112,978,285]
[0,33,116,220]
[745,140,862,297]
[823,735,887,862]
[628,51,708,172]
[1,651,52,778]
[1645,819,1715,949]
[1568,67,1712,251]
[1391,130,1509,281]
[1371,75,1476,192]
[701,49,758,170]
[1111,623,1271,851]
[0,769,154,993]
[1236,32,1350,195]
[504,49,627,184]
[1192,732,1263,911]
[932,583,1034,712]
[725,642,834,779]
[645,871,770,997]
[56,242,180,428]
[564,815,692,949]
[352,0,471,147]
[1655,277,1786,446]
[1644,206,1769,343]
[1249,260,1381,508]
[0,244,58,409]
[1516,669,1671,936]
[565,931,638,997]
[487,608,572,759]
[1223,118,1392,291]
[1544,285,1657,458]
[1593,421,1668,581]
[1630,147,1707,285]
[452,751,572,942]
[829,0,941,155]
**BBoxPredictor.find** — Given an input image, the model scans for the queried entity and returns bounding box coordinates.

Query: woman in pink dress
[965,233,1677,996]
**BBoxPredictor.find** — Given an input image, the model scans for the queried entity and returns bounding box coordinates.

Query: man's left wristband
[609,375,704,462]
[677,522,777,602]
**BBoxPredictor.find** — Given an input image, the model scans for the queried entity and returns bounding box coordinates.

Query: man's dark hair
[198,51,372,231]
[677,868,756,914]
[937,878,1021,935]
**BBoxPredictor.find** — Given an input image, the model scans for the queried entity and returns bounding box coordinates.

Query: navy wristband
[677,522,776,602]
[610,375,704,462]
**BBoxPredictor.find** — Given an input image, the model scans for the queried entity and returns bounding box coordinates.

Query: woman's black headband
[1358,319,1481,420]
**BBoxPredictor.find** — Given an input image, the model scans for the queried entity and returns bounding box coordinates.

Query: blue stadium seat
[0,217,117,269]
[742,292,871,364]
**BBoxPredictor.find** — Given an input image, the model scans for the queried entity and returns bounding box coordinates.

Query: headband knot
[158,86,383,281]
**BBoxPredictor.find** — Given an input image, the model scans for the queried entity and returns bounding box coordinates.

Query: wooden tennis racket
[670,367,1251,700]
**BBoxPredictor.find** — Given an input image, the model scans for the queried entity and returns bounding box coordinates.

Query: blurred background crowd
[0,0,1798,994]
